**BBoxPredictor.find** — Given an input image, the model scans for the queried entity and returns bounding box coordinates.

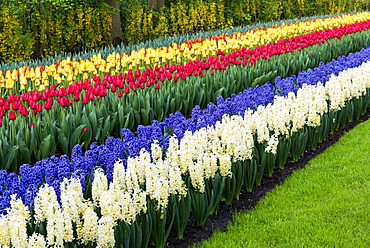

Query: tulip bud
[30,123,35,128]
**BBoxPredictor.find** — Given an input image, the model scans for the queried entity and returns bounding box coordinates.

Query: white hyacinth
[34,184,60,222]
[77,207,98,244]
[7,195,30,248]
[27,233,47,248]
[92,168,108,207]
[60,177,85,222]
[96,216,115,248]
[0,215,10,246]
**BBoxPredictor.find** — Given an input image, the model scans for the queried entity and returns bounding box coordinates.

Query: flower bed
[2,12,369,92]
[1,16,370,170]
[1,41,370,246]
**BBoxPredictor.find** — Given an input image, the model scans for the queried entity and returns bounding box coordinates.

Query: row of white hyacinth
[2,59,370,247]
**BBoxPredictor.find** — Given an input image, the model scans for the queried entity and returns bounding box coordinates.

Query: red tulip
[118,90,123,97]
[12,101,19,110]
[159,74,165,82]
[32,91,41,101]
[19,105,29,116]
[111,85,117,92]
[124,86,130,94]
[36,103,42,112]
[28,100,37,109]
[30,123,35,128]
[83,127,88,132]
[99,88,107,97]
[9,110,16,120]
[74,94,80,101]
[82,96,89,104]
[44,97,53,109]
[155,83,161,89]
[21,93,30,101]
[3,101,10,110]
[166,73,172,80]
[86,91,94,101]
[60,97,70,108]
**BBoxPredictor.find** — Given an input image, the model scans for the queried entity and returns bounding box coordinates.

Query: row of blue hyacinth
[0,45,370,215]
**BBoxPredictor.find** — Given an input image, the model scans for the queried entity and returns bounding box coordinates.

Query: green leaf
[40,134,53,159]
[133,109,141,126]
[141,108,149,126]
[0,140,4,166]
[88,110,98,131]
[213,87,225,102]
[251,70,278,88]
[69,125,85,150]
[3,146,18,171]
[102,116,112,142]
[17,135,31,164]
[132,95,140,110]
[123,112,133,130]
[56,127,69,154]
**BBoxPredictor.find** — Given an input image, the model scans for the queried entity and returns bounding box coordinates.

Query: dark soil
[165,110,370,248]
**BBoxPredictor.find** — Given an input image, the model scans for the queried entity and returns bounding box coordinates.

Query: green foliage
[0,1,112,63]
[3,0,367,63]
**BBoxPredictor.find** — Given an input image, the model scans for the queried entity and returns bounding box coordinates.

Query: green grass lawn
[193,119,370,248]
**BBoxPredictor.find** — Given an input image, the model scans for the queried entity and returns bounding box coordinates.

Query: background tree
[148,0,164,12]
[104,0,123,45]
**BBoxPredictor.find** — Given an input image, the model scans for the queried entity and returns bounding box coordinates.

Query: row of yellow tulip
[0,11,369,94]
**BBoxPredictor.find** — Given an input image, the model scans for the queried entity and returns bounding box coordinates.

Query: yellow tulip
[5,78,14,89]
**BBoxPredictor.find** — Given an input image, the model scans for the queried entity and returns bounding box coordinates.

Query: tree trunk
[148,0,164,12]
[104,0,123,46]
